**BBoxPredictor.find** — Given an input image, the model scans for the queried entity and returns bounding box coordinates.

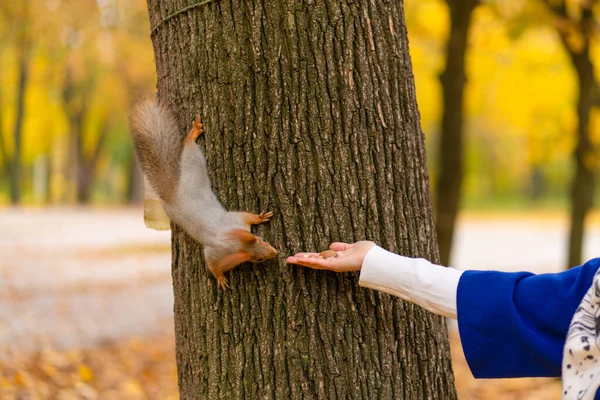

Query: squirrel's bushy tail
[129,99,183,203]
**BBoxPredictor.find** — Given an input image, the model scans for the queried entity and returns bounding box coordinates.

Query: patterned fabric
[563,268,600,400]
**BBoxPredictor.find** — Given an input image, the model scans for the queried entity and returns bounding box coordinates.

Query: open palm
[286,241,376,272]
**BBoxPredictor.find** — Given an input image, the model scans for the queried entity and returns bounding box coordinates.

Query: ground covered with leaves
[0,330,563,400]
[0,334,177,400]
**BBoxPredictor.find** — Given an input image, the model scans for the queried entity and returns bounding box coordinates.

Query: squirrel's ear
[227,229,258,245]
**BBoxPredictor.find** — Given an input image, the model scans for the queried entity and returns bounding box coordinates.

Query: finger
[329,242,352,251]
[287,257,330,270]
[286,256,322,264]
[289,252,320,259]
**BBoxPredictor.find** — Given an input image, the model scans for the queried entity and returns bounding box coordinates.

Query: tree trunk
[435,0,478,267]
[9,38,30,205]
[72,115,90,204]
[566,56,595,268]
[74,130,91,203]
[0,58,13,197]
[146,1,457,398]
[62,65,106,205]
[126,155,144,204]
[556,4,597,269]
[75,118,108,204]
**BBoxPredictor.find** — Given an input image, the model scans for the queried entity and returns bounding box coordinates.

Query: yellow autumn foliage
[0,0,155,203]
[0,0,597,206]
[406,0,598,202]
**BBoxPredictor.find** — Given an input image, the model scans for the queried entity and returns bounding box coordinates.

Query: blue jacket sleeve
[457,258,600,378]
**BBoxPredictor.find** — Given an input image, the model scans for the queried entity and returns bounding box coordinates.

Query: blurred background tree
[0,0,155,205]
[434,0,480,267]
[0,1,32,205]
[540,0,599,268]
[405,0,599,268]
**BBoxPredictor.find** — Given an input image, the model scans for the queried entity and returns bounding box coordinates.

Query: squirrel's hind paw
[184,116,203,145]
[192,116,203,134]
[216,276,229,290]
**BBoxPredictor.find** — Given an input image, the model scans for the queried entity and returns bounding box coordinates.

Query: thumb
[329,242,353,251]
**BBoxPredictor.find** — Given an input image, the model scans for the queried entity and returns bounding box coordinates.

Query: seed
[319,250,338,259]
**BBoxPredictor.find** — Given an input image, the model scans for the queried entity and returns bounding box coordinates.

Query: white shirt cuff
[358,246,463,319]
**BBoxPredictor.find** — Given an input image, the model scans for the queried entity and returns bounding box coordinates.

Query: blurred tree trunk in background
[567,50,596,269]
[0,57,8,196]
[146,0,457,399]
[62,66,108,204]
[435,0,479,266]
[9,41,30,205]
[126,156,143,204]
[125,80,148,205]
[75,119,108,203]
[0,1,31,205]
[544,0,598,268]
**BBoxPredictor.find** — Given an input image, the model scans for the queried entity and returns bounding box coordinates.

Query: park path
[452,212,600,272]
[1,208,599,354]
[0,208,172,355]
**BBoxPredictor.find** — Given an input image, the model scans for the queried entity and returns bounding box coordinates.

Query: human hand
[286,241,376,272]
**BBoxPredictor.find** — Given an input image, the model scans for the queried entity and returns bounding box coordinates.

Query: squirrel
[129,99,278,289]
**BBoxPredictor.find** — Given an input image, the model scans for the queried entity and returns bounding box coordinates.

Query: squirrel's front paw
[258,211,274,223]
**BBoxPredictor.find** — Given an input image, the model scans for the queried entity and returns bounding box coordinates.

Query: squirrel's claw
[184,116,204,145]
[216,276,229,290]
[193,116,203,135]
[258,211,274,223]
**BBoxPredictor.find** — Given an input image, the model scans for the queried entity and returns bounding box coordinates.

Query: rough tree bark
[146,1,457,398]
[435,0,478,267]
